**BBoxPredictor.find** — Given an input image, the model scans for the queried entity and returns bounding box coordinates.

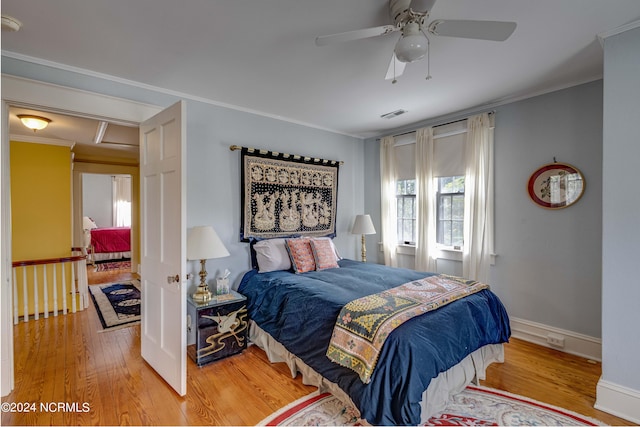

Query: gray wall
[82,173,112,228]
[365,80,604,339]
[185,100,364,292]
[601,25,640,397]
[492,81,603,338]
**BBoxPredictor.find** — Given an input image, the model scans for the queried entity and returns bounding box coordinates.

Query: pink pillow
[310,239,340,270]
[285,239,316,273]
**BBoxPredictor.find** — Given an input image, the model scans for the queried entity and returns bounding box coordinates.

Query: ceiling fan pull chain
[392,55,398,84]
[423,30,432,80]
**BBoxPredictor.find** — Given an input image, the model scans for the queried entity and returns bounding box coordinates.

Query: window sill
[378,242,496,265]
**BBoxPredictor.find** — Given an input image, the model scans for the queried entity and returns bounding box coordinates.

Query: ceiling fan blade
[385,53,406,81]
[315,25,398,46]
[410,0,437,13]
[428,20,516,41]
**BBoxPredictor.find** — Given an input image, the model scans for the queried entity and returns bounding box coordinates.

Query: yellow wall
[10,141,73,316]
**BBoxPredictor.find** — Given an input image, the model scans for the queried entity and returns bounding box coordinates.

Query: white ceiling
[2,0,640,141]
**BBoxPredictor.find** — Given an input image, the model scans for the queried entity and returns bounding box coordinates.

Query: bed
[83,217,131,263]
[238,240,511,426]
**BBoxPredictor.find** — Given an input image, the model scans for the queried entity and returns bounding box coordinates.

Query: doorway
[82,173,133,279]
[1,75,162,396]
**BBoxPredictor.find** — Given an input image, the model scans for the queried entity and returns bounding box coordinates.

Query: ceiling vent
[380,109,407,119]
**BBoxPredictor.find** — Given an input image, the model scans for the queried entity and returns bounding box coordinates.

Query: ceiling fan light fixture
[394,22,428,63]
[17,114,51,132]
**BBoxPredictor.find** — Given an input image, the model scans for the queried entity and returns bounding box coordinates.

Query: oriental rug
[94,259,131,272]
[89,280,141,331]
[258,385,605,426]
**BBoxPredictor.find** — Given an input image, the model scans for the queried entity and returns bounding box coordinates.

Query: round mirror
[527,162,585,209]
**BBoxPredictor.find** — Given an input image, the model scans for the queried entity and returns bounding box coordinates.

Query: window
[396,179,416,244]
[397,176,465,247]
[436,176,465,248]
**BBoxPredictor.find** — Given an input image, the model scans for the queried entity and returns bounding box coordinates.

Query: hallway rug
[89,280,141,331]
[94,259,131,272]
[259,385,605,426]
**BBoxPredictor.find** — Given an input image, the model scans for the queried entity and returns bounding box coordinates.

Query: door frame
[1,75,163,396]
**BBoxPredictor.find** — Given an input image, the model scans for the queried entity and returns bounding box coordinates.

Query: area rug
[89,280,141,331]
[259,385,605,426]
[94,259,131,272]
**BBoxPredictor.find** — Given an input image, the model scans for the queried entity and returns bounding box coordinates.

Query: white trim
[595,379,640,424]
[510,316,602,361]
[1,101,15,397]
[9,134,75,148]
[1,74,162,125]
[597,19,640,46]
[2,51,363,139]
[379,243,495,265]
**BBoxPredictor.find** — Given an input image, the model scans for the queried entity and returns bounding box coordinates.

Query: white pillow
[83,216,98,230]
[254,239,292,273]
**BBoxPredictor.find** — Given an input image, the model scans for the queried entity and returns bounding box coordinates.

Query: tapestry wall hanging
[237,146,340,241]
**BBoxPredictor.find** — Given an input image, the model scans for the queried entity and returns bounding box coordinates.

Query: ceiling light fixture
[17,115,52,132]
[394,22,428,63]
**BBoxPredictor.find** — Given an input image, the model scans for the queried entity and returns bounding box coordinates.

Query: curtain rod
[229,145,344,165]
[376,111,495,141]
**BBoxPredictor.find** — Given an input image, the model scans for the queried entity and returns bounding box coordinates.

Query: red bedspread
[91,227,131,253]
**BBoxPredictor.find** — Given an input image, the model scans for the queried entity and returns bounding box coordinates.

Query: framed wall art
[233,146,340,241]
[527,162,585,209]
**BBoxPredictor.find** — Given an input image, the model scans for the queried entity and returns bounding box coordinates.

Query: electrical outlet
[546,333,565,348]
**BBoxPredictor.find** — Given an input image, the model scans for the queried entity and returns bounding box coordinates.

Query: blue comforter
[238,259,510,425]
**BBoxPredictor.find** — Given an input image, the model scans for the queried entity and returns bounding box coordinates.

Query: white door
[139,101,187,396]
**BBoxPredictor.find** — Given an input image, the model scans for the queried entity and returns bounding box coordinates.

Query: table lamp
[351,214,376,262]
[187,226,230,302]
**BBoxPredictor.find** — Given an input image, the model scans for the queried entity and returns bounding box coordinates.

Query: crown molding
[597,19,640,47]
[9,133,75,148]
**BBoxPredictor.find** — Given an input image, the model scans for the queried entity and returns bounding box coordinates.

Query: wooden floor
[1,267,633,425]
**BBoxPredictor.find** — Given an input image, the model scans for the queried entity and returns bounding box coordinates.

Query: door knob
[167,274,179,283]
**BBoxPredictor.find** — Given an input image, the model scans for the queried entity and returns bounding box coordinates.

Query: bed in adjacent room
[83,216,131,263]
[238,237,511,426]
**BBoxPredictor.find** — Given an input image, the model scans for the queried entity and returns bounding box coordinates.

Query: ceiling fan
[315,0,516,83]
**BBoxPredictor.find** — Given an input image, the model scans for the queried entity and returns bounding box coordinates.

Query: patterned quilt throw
[326,274,489,383]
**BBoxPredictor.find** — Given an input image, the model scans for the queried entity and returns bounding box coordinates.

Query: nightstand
[187,290,248,366]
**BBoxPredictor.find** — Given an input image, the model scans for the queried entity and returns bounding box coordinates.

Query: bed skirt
[248,320,504,424]
[92,251,131,262]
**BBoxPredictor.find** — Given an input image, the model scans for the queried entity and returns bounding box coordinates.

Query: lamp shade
[187,226,230,260]
[351,214,376,235]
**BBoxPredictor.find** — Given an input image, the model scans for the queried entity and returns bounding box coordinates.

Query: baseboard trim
[509,317,601,361]
[595,379,640,424]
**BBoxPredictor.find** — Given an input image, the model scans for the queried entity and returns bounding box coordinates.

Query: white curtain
[415,127,437,272]
[112,175,132,227]
[380,136,398,267]
[463,113,494,282]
